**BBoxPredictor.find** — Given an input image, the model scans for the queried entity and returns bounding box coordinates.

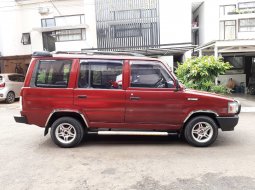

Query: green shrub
[176,56,232,94]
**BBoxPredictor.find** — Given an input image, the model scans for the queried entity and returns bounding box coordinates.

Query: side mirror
[175,80,180,91]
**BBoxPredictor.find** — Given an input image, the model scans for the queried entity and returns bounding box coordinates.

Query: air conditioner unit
[38,7,49,15]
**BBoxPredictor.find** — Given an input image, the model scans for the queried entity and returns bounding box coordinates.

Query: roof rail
[32,50,145,58]
[54,50,145,57]
[32,51,52,57]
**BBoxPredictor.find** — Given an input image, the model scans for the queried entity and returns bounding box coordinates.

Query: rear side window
[32,60,72,88]
[8,75,19,82]
[8,75,24,82]
[0,76,3,82]
[18,75,25,82]
[79,60,123,89]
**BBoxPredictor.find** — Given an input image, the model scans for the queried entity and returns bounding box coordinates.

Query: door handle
[130,96,140,100]
[77,95,87,99]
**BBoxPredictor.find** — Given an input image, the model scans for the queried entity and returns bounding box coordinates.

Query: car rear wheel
[50,117,85,148]
[6,91,15,104]
[184,116,218,147]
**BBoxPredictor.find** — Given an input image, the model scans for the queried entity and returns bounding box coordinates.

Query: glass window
[21,33,31,45]
[41,15,84,27]
[17,75,25,82]
[224,56,244,74]
[8,75,19,82]
[114,10,141,20]
[79,61,123,89]
[239,18,255,32]
[41,18,55,27]
[35,60,72,88]
[239,1,255,9]
[220,21,236,40]
[130,61,174,88]
[0,76,2,82]
[220,5,236,16]
[55,15,84,26]
[112,24,142,38]
[54,29,86,42]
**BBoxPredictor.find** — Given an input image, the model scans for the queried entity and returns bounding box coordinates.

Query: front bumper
[14,116,28,124]
[216,115,239,131]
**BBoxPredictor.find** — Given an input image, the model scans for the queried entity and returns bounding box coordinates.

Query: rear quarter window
[8,75,19,82]
[30,60,72,88]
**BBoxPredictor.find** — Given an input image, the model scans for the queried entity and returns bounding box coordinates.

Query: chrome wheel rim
[55,123,76,144]
[191,122,213,143]
[7,92,15,103]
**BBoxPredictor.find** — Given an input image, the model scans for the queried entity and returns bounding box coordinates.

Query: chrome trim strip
[183,110,219,123]
[45,109,89,128]
[98,131,169,136]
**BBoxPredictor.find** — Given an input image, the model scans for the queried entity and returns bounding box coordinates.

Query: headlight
[228,101,239,114]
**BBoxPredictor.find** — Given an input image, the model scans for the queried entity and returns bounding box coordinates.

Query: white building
[81,0,198,69]
[1,0,254,90]
[193,0,255,92]
[0,0,90,74]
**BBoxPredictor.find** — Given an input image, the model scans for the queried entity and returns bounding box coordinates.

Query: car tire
[184,116,218,147]
[50,117,85,148]
[5,91,15,104]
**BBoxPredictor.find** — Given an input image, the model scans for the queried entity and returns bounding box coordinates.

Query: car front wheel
[184,116,218,147]
[50,117,85,148]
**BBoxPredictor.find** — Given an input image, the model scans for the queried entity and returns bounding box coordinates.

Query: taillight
[19,96,23,110]
[0,83,5,88]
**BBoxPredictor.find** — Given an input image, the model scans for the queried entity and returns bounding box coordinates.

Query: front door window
[130,61,174,88]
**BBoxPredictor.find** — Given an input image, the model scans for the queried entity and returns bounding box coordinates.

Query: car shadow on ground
[40,134,237,149]
[0,98,19,104]
[39,134,188,149]
[84,135,183,146]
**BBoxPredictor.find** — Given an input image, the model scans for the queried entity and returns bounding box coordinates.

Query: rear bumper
[14,115,28,124]
[216,115,239,131]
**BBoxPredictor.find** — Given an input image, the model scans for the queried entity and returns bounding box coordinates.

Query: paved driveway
[0,99,255,190]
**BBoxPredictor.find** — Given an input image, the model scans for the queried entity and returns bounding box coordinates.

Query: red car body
[14,52,241,147]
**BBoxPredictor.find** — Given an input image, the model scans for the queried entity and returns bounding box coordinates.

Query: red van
[14,51,241,148]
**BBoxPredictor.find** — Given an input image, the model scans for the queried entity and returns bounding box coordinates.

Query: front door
[125,60,184,130]
[74,59,125,128]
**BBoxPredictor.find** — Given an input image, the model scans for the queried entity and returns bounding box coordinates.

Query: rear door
[22,59,74,127]
[74,59,125,128]
[125,60,184,130]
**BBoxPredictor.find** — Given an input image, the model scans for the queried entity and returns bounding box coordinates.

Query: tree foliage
[176,56,232,94]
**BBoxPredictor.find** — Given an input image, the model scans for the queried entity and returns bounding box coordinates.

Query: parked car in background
[14,51,241,148]
[0,73,25,103]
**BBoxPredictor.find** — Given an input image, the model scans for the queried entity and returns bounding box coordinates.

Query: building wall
[0,0,88,57]
[196,0,255,45]
[84,0,98,48]
[159,0,192,44]
[194,0,219,45]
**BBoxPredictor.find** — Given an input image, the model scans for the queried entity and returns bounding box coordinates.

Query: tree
[176,56,232,94]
